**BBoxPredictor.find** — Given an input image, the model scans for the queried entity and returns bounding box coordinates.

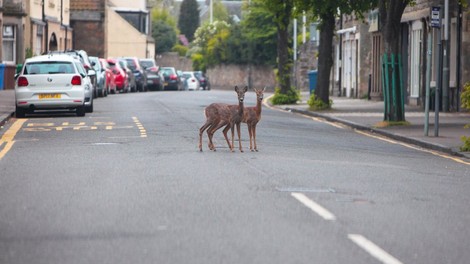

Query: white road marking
[348,234,403,264]
[291,192,336,221]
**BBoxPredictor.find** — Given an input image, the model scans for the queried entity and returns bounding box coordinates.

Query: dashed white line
[291,192,336,221]
[348,234,403,264]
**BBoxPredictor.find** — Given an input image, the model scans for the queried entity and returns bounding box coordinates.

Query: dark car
[161,67,181,91]
[194,71,210,90]
[140,58,164,91]
[123,57,147,92]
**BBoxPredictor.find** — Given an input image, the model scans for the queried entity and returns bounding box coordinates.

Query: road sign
[431,6,441,28]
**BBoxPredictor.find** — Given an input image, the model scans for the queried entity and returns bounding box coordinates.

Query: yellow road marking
[0,119,27,161]
[355,130,470,165]
[132,117,147,138]
[267,96,470,166]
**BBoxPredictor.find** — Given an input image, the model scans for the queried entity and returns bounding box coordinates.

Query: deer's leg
[222,124,233,152]
[208,121,227,151]
[253,125,258,152]
[247,123,253,151]
[199,121,212,151]
[236,123,243,152]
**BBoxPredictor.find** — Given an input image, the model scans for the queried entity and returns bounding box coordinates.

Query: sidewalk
[0,89,14,127]
[277,92,470,160]
[1,89,470,159]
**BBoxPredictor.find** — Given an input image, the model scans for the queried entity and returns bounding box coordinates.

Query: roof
[70,0,104,11]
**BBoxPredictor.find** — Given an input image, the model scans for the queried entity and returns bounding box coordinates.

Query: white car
[182,71,201,91]
[15,54,90,117]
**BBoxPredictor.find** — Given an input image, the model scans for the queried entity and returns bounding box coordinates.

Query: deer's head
[253,87,266,102]
[235,86,248,103]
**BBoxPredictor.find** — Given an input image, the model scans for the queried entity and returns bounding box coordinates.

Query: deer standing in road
[243,87,265,152]
[198,86,248,152]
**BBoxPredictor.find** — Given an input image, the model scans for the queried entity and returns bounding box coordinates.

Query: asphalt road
[0,90,469,264]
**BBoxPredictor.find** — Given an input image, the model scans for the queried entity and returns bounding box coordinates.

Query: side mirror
[14,73,19,80]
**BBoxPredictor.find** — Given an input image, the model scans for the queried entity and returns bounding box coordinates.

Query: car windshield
[125,59,137,71]
[24,61,75,74]
[140,60,154,68]
[89,57,101,71]
[162,68,174,76]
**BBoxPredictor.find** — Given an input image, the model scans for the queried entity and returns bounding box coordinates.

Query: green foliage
[152,8,177,29]
[461,82,470,110]
[172,44,189,57]
[460,83,470,151]
[270,87,300,105]
[307,93,332,110]
[25,48,33,59]
[178,0,200,42]
[191,53,205,71]
[152,20,177,54]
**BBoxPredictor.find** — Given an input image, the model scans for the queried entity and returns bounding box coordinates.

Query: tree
[153,20,177,54]
[257,0,294,94]
[379,0,412,122]
[178,0,200,42]
[295,0,376,105]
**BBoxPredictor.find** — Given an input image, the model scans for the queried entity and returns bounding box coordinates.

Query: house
[332,1,469,112]
[69,0,155,59]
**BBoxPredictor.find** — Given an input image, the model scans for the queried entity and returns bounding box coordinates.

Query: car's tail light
[17,76,29,87]
[71,75,82,85]
[170,74,178,80]
[150,66,158,72]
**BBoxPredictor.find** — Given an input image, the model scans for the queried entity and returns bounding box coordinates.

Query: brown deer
[243,87,265,151]
[208,85,248,152]
[198,86,247,152]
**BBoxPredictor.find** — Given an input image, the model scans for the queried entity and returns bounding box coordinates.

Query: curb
[0,112,13,128]
[283,107,466,159]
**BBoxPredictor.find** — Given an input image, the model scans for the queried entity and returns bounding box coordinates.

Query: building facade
[70,0,155,59]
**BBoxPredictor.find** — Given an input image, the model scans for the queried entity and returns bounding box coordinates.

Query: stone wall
[157,52,277,91]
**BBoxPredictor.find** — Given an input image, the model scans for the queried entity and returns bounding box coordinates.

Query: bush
[172,44,189,57]
[307,93,332,110]
[270,87,300,105]
[191,53,205,71]
[460,83,470,151]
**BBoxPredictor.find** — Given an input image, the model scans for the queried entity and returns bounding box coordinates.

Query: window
[2,25,16,63]
[35,25,44,56]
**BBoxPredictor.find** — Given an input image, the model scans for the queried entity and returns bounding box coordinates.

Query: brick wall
[71,20,105,57]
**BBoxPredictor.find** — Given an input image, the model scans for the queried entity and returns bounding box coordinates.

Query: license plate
[39,93,61,99]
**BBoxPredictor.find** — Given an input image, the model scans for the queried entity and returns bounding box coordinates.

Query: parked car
[15,54,89,117]
[123,57,147,92]
[161,67,181,91]
[181,71,201,91]
[118,59,137,92]
[194,71,210,90]
[107,58,130,93]
[89,56,107,97]
[49,50,98,97]
[99,58,116,94]
[140,58,164,91]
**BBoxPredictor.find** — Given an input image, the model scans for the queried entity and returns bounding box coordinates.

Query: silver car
[15,54,90,117]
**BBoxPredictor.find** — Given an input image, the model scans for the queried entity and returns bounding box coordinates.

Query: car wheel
[76,106,86,117]
[15,106,26,118]
[86,99,93,113]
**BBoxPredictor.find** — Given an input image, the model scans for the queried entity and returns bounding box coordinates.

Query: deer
[243,87,265,152]
[198,86,248,152]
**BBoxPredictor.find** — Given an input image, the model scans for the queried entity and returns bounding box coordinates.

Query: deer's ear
[234,85,239,91]
[262,87,267,92]
[243,86,248,92]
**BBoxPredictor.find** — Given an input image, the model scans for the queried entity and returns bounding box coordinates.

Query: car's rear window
[24,61,75,74]
[125,59,137,70]
[140,60,154,68]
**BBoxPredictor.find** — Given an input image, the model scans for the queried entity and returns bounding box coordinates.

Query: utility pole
[442,0,450,112]
[210,0,213,23]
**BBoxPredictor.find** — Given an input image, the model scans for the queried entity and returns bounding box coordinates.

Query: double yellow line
[0,119,27,161]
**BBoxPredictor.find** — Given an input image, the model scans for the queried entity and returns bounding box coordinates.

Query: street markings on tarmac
[290,191,404,264]
[0,119,27,161]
